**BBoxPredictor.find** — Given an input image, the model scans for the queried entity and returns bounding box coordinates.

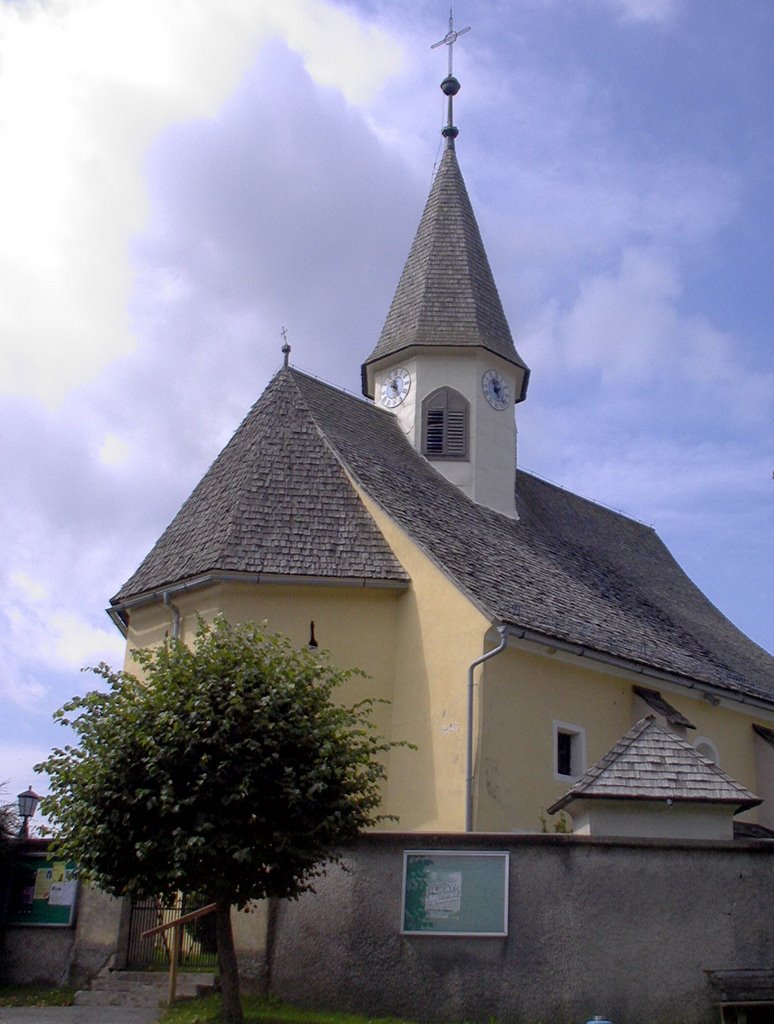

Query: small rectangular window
[556,732,572,776]
[553,722,585,780]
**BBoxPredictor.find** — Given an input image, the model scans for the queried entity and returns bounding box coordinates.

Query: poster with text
[6,854,79,927]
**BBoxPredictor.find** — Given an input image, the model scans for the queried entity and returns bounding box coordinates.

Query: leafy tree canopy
[37,617,398,904]
[1,784,21,865]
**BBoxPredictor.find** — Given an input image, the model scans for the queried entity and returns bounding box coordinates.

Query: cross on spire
[431,8,471,77]
[431,8,471,146]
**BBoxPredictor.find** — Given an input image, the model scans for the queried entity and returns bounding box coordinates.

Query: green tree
[1,783,21,862]
[37,618,401,1024]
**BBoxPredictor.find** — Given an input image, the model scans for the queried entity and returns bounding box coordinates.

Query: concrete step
[75,969,216,1008]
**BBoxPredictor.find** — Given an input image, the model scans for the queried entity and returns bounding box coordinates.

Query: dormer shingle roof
[547,716,761,813]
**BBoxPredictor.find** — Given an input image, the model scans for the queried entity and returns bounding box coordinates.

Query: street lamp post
[17,786,41,840]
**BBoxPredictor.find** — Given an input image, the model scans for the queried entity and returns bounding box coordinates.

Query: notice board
[6,853,79,927]
[401,850,509,936]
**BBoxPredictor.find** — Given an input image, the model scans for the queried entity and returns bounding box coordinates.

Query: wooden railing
[141,902,217,1003]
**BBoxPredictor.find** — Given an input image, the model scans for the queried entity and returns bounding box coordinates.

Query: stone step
[75,969,216,1008]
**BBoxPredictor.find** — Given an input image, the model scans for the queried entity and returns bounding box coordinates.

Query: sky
[1,0,772,825]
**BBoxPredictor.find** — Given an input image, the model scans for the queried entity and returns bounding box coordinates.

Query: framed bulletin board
[6,854,79,927]
[401,850,509,936]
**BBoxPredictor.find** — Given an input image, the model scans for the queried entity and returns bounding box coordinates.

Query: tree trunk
[216,896,244,1024]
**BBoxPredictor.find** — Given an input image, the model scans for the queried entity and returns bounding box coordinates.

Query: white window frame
[553,720,586,781]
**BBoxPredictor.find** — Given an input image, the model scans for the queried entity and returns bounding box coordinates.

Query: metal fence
[126,894,218,969]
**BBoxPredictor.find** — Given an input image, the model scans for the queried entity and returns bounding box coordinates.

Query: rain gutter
[503,625,774,717]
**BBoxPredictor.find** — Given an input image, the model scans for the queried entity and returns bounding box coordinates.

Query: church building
[109,38,774,844]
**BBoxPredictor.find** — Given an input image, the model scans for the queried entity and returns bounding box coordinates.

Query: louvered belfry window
[422,388,469,459]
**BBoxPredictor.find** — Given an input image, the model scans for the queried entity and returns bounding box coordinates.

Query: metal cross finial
[281,326,290,368]
[431,7,471,77]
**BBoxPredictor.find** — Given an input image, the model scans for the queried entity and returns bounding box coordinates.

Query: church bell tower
[361,14,529,519]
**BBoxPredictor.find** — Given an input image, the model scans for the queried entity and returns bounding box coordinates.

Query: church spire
[361,147,529,400]
[362,12,528,401]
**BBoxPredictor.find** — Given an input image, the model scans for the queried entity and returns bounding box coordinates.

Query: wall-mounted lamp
[308,621,318,649]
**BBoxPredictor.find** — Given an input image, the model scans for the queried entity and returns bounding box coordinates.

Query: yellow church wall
[355,488,494,833]
[120,548,491,834]
[123,581,402,804]
[119,556,772,837]
[476,647,632,831]
[476,646,773,832]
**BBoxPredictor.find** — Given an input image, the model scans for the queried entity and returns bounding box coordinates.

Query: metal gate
[126,894,218,969]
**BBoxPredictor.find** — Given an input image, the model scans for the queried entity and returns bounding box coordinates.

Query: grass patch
[160,993,418,1024]
[0,985,76,1007]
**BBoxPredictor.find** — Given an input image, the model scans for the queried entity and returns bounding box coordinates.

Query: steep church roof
[113,366,774,708]
[114,370,410,601]
[547,715,761,812]
[361,143,529,399]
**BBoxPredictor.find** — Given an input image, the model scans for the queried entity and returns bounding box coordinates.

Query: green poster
[6,854,79,927]
[402,850,508,936]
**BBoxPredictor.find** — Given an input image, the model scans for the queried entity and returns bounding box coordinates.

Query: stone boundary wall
[268,831,774,1024]
[2,883,124,988]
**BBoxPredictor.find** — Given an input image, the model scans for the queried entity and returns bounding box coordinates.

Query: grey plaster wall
[1,925,75,987]
[68,885,124,987]
[2,884,122,987]
[269,832,774,1024]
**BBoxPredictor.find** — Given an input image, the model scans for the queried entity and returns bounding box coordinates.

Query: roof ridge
[517,468,655,532]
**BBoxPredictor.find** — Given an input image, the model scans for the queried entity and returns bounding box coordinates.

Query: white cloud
[593,0,680,24]
[0,0,404,408]
[99,433,131,467]
[9,570,48,605]
[49,611,125,672]
[561,247,681,379]
[267,0,404,105]
[1,564,124,714]
[532,246,774,432]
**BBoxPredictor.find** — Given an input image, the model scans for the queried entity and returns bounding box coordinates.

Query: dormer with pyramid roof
[361,53,528,518]
[547,715,761,839]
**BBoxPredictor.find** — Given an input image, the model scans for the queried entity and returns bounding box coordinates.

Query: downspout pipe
[163,591,182,640]
[466,624,508,833]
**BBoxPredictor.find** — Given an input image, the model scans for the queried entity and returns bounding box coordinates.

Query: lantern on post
[17,786,41,839]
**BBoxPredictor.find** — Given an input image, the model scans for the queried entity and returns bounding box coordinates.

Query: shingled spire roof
[361,144,529,398]
[547,716,761,814]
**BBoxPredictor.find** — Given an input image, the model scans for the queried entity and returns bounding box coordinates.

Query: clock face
[380,368,411,408]
[482,369,510,410]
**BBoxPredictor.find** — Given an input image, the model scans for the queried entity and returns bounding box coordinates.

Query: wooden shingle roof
[290,370,774,703]
[547,716,761,813]
[113,370,409,602]
[361,144,529,398]
[114,367,774,709]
